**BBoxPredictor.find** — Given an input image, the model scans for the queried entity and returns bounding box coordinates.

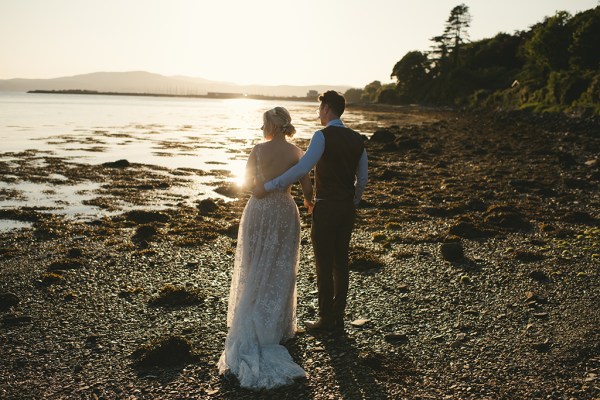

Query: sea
[0,92,375,231]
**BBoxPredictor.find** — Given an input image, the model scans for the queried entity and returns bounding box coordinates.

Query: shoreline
[0,108,598,399]
[27,89,319,102]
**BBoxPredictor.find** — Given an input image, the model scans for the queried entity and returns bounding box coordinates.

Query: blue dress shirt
[264,119,368,206]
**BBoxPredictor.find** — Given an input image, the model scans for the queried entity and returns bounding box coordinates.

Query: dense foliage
[346,4,599,115]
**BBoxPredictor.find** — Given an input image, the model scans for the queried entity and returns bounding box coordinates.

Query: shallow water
[0,219,33,232]
[0,92,384,229]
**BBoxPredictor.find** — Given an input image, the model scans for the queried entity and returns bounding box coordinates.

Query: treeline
[346,5,599,115]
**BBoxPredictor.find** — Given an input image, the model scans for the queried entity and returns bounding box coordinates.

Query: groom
[254,90,368,333]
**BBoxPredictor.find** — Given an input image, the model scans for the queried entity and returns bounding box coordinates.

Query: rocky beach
[0,106,599,399]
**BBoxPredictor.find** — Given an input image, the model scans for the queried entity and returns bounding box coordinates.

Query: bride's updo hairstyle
[263,106,296,139]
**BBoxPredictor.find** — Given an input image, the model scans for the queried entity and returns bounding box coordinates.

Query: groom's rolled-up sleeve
[354,149,368,207]
[264,131,325,192]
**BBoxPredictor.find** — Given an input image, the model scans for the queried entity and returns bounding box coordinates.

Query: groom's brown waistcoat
[315,125,364,202]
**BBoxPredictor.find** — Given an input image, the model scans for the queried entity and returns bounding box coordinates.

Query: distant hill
[0,71,351,97]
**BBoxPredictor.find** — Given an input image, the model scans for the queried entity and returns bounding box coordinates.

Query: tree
[360,81,382,103]
[376,84,400,104]
[523,11,572,75]
[444,4,472,66]
[569,7,600,70]
[429,34,450,64]
[391,51,430,101]
[344,88,363,104]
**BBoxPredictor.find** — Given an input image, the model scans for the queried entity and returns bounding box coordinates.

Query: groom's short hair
[319,91,345,117]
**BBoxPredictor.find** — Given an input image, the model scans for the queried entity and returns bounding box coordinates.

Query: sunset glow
[1,0,597,87]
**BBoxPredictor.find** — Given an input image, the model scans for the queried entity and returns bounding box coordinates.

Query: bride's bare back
[254,139,302,182]
[245,138,312,201]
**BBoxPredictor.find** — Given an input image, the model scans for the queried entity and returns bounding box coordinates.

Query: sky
[1,0,598,88]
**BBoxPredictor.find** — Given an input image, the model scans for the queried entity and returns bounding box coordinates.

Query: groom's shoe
[304,318,335,332]
[333,318,345,333]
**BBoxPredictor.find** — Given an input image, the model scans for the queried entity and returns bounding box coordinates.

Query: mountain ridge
[0,71,352,97]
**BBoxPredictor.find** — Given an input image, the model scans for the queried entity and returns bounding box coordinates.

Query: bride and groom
[217,91,368,390]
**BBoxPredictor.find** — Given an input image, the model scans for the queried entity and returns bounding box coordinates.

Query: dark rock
[125,210,170,224]
[38,272,64,286]
[432,334,446,343]
[395,138,421,151]
[66,248,83,258]
[532,341,552,353]
[133,225,158,240]
[384,333,409,344]
[557,152,576,167]
[102,159,130,168]
[564,178,592,189]
[467,199,487,212]
[131,335,198,367]
[361,353,386,370]
[382,142,398,151]
[449,221,490,239]
[0,209,40,222]
[529,270,551,282]
[484,205,531,231]
[535,187,559,197]
[514,251,545,262]
[214,183,241,198]
[564,211,595,224]
[378,169,404,181]
[0,292,20,311]
[423,204,465,217]
[1,314,32,325]
[148,284,204,308]
[370,129,396,142]
[441,242,464,262]
[223,223,239,238]
[349,254,385,272]
[48,259,83,271]
[198,198,219,214]
[540,223,557,233]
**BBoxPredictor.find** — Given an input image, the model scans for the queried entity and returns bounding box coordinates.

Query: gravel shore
[1,107,599,399]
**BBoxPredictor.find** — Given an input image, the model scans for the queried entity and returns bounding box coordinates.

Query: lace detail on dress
[217,144,306,389]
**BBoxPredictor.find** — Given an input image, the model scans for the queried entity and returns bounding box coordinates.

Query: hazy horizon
[1,1,598,87]
[0,71,353,97]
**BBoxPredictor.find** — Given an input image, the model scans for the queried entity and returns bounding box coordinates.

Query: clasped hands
[252,181,314,214]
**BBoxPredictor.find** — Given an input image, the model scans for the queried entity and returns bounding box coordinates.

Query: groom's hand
[253,182,268,199]
[304,198,314,214]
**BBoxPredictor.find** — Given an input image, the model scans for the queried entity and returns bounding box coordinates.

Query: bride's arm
[241,146,258,191]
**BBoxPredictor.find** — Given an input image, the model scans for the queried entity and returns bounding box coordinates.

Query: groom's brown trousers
[311,199,356,323]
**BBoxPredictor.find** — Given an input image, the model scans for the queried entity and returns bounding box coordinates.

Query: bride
[218,106,313,389]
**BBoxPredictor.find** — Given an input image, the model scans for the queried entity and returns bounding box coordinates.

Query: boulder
[102,159,130,168]
[370,129,396,143]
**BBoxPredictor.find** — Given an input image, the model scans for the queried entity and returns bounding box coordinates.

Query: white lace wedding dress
[217,150,307,389]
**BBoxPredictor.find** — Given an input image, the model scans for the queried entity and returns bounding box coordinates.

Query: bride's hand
[304,198,314,214]
[253,182,267,198]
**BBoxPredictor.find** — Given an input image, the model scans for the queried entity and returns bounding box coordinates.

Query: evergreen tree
[444,4,472,66]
